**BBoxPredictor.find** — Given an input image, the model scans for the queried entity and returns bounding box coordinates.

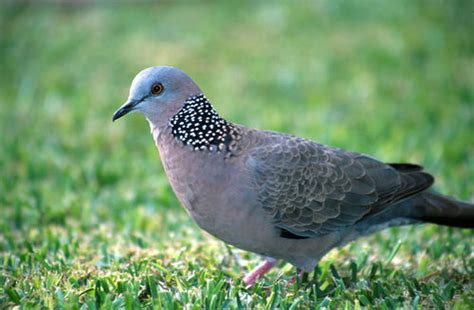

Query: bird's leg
[243,257,278,287]
[288,268,306,285]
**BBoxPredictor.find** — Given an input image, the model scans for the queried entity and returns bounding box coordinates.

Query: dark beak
[112,98,141,121]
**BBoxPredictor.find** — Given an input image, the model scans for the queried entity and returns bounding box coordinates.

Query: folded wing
[247,132,434,237]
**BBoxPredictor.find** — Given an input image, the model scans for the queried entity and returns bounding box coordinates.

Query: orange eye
[151,83,164,95]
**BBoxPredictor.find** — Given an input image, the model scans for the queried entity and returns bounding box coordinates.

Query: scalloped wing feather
[247,131,433,237]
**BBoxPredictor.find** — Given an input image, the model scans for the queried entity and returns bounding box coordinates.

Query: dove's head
[113,66,201,125]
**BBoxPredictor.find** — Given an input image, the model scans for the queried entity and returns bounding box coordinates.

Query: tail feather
[412,192,474,228]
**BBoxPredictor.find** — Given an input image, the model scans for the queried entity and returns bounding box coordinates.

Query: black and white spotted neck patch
[169,94,241,152]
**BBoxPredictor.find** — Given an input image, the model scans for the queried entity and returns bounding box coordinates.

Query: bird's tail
[410,192,474,228]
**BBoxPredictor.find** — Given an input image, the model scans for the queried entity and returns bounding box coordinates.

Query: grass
[1,1,473,308]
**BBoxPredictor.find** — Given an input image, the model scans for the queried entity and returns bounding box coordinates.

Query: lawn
[1,1,473,308]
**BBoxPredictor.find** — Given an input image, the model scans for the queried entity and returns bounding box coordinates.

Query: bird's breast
[151,126,278,251]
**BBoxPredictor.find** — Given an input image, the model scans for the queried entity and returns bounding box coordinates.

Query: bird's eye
[151,83,164,95]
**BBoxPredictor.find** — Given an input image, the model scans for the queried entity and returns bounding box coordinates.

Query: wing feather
[247,131,434,237]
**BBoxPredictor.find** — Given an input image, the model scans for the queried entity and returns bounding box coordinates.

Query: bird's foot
[243,258,278,287]
[288,268,305,286]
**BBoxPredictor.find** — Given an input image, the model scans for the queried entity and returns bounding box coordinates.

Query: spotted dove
[113,66,474,286]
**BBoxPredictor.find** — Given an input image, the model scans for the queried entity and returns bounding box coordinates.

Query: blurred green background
[1,1,473,308]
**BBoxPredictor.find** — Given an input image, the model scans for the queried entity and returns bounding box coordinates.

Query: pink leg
[243,258,278,286]
[288,268,305,285]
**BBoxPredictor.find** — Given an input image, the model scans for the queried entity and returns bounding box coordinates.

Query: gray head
[112,66,201,125]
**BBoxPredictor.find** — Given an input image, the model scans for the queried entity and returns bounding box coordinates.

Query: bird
[113,66,474,286]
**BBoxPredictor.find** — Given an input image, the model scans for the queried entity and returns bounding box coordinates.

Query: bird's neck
[167,94,242,153]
